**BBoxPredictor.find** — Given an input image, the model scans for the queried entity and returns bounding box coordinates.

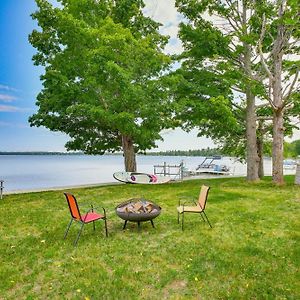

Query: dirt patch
[162,279,187,299]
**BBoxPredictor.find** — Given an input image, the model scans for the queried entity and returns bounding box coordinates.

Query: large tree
[175,0,300,184]
[256,0,300,184]
[29,0,171,171]
[175,0,265,181]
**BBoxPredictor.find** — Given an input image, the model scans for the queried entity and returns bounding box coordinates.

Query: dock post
[164,162,166,176]
[295,163,300,185]
[180,162,183,180]
[0,180,4,200]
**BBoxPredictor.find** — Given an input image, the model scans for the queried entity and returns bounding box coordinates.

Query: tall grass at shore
[0,176,299,299]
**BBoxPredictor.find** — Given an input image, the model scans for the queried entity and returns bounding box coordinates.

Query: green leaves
[29,0,171,156]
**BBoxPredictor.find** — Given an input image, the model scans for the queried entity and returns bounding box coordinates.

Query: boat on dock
[283,159,296,170]
[194,156,230,175]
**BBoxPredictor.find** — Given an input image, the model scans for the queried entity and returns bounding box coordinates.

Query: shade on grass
[0,176,299,299]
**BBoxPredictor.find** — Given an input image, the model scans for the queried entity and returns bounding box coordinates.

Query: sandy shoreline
[3,181,122,195]
[2,174,244,195]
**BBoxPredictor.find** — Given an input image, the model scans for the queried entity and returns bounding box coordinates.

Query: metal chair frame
[64,193,108,246]
[177,185,212,230]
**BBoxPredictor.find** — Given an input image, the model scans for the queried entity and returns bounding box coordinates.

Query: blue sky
[1,1,299,152]
[0,0,214,152]
[0,0,70,151]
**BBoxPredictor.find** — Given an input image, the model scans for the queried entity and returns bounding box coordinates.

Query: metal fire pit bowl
[115,198,161,230]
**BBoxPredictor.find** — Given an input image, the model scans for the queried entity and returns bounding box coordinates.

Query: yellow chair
[177,185,212,230]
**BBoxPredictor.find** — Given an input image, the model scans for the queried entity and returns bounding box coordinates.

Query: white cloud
[0,105,32,113]
[144,0,179,25]
[0,84,18,92]
[0,105,20,112]
[0,94,17,102]
[144,0,183,54]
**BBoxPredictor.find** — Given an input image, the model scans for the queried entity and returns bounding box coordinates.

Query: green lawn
[0,176,299,299]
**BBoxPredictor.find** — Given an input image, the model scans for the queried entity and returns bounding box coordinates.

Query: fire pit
[115,198,161,229]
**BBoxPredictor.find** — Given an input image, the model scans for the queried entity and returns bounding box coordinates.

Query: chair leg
[181,212,184,231]
[177,211,180,224]
[104,218,108,237]
[74,223,85,246]
[64,218,73,239]
[203,211,212,228]
[199,212,206,222]
[93,220,96,231]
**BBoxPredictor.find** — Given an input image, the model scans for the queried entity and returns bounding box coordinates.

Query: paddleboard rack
[153,162,184,180]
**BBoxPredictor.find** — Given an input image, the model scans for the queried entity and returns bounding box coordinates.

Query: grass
[0,176,299,299]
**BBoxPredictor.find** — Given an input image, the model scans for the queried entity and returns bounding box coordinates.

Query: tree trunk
[121,135,137,172]
[257,123,264,179]
[272,108,284,184]
[271,16,284,185]
[271,1,287,185]
[242,3,259,182]
[246,89,259,181]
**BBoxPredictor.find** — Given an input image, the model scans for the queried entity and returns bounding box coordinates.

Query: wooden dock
[153,162,184,180]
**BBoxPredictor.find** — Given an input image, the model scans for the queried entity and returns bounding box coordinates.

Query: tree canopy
[29,0,171,171]
[175,0,300,183]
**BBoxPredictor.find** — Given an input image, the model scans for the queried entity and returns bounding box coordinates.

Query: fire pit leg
[150,220,155,228]
[123,220,128,230]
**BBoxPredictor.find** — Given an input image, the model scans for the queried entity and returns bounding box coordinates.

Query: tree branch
[231,86,245,93]
[231,101,244,111]
[256,116,273,120]
[257,14,274,82]
[224,0,243,30]
[251,54,259,64]
[226,15,242,32]
[284,102,294,110]
[255,102,270,109]
[283,69,299,105]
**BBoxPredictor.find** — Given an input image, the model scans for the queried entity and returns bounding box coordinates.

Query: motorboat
[195,156,230,175]
[283,159,296,170]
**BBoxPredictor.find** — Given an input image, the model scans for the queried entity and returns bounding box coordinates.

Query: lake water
[0,155,295,192]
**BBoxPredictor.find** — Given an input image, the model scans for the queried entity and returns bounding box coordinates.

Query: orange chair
[63,193,108,246]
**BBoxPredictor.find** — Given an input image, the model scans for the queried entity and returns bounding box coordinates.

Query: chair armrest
[81,203,94,209]
[82,202,101,210]
[86,205,107,215]
[178,196,197,206]
[102,207,107,218]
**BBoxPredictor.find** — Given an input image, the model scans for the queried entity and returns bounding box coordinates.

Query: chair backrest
[64,193,82,221]
[198,185,210,210]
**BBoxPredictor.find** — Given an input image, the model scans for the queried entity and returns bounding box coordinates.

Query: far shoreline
[0,149,224,157]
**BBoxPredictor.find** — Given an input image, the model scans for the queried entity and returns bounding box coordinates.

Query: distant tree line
[0,148,221,157]
[3,140,298,158]
[0,152,84,155]
[147,147,222,157]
